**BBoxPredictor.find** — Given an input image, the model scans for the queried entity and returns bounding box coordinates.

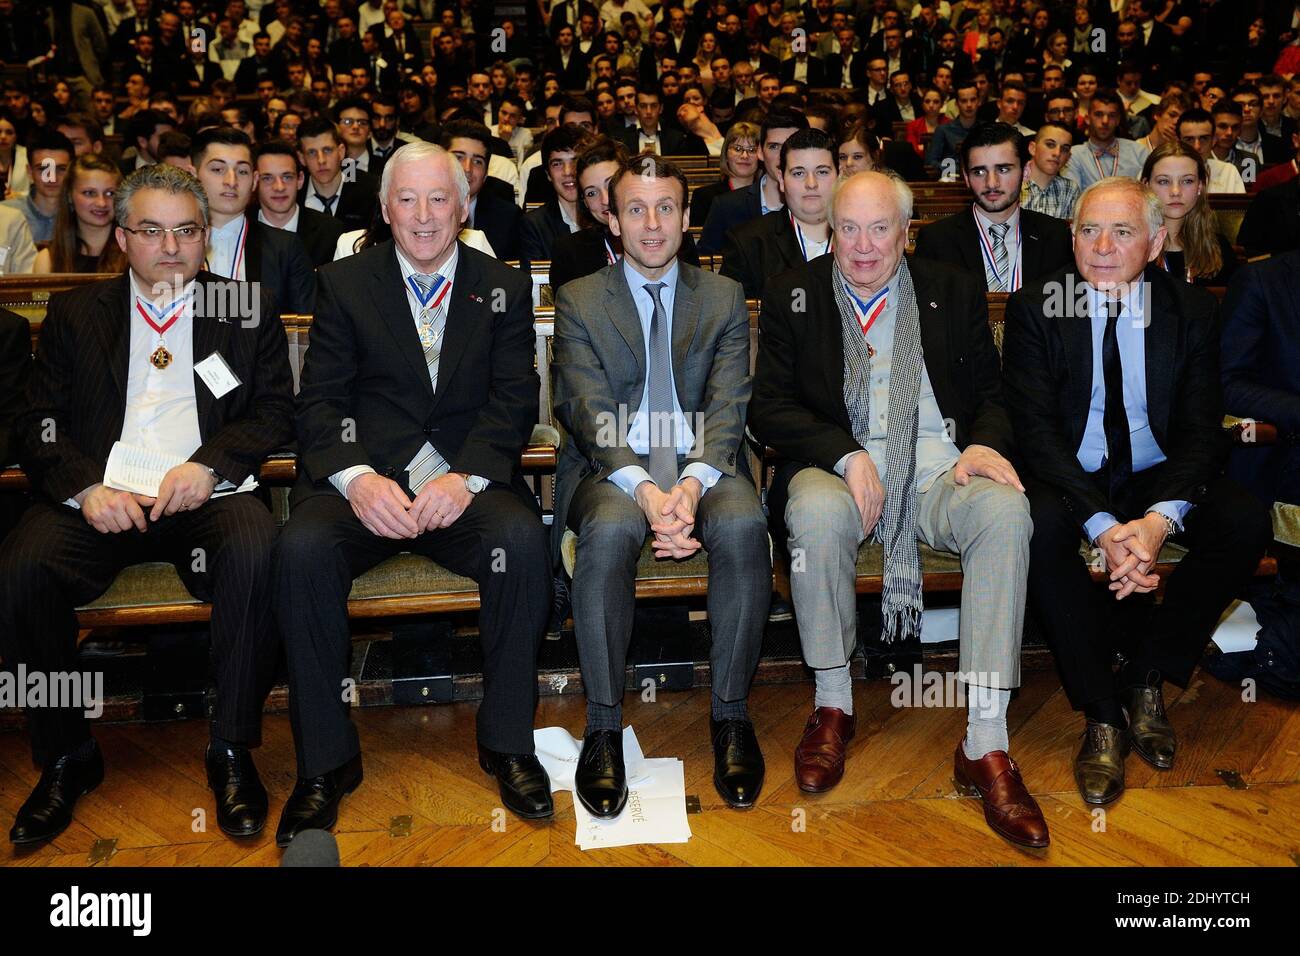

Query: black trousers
[566,471,771,707]
[1026,470,1272,712]
[274,488,550,778]
[0,495,279,765]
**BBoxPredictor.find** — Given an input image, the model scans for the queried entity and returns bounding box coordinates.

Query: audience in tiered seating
[0,0,1298,856]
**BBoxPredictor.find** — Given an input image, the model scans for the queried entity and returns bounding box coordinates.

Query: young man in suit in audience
[520,125,597,268]
[296,115,380,234]
[612,87,707,157]
[699,108,808,253]
[721,128,837,299]
[750,170,1049,849]
[0,307,31,542]
[1002,177,1271,808]
[274,142,553,847]
[254,139,348,268]
[914,123,1075,293]
[0,164,294,846]
[553,155,770,817]
[439,119,522,260]
[192,127,316,315]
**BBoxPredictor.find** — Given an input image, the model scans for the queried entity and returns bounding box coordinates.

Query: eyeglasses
[120,225,207,244]
[728,144,758,155]
[338,117,370,127]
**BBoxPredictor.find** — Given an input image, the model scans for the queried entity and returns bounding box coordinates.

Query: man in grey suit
[553,155,770,819]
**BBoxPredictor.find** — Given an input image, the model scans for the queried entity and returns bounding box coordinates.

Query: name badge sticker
[195,351,241,398]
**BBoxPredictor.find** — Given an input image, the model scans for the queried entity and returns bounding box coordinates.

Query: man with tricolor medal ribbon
[751,170,1051,851]
[719,127,839,300]
[0,163,294,847]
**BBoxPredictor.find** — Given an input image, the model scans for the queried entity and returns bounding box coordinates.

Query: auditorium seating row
[0,270,1282,637]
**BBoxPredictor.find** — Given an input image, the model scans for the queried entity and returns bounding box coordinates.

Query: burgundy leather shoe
[794,707,855,793]
[953,744,1050,849]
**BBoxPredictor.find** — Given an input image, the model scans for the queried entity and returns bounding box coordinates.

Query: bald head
[830,171,913,296]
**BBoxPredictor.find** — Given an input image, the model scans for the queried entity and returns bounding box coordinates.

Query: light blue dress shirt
[608,257,724,499]
[1077,281,1192,542]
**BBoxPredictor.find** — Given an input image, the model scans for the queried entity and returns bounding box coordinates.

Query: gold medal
[150,344,173,369]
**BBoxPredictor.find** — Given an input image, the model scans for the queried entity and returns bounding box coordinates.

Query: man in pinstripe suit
[0,165,294,846]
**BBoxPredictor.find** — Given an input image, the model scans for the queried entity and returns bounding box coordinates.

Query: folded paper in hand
[104,441,257,498]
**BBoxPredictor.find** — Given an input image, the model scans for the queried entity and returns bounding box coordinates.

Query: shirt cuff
[834,449,866,477]
[680,462,722,495]
[330,465,377,500]
[609,464,654,499]
[1084,512,1119,544]
[1147,500,1193,533]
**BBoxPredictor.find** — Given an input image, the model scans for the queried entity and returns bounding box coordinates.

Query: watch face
[467,475,489,493]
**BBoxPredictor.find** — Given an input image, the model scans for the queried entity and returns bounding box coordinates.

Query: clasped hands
[77,462,218,534]
[636,476,703,560]
[1095,513,1169,600]
[347,472,473,539]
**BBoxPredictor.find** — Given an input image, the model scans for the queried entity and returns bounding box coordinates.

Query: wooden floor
[1,664,1299,867]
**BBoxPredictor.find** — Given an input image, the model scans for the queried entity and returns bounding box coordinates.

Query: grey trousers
[783,466,1030,689]
[569,472,771,705]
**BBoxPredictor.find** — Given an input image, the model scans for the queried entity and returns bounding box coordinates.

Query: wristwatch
[461,474,489,494]
[1145,510,1178,538]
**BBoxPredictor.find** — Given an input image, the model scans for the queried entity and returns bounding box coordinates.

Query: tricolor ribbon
[845,282,888,338]
[407,272,452,311]
[789,209,832,260]
[135,292,188,337]
[973,209,1022,292]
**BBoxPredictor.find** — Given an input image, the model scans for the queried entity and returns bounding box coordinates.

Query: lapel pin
[469,294,483,303]
[929,302,938,308]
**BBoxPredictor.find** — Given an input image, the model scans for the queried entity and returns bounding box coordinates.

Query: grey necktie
[988,221,1010,292]
[643,282,677,491]
[407,271,450,492]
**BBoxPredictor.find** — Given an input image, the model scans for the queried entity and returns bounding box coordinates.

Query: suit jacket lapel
[671,263,701,409]
[1019,210,1042,284]
[191,271,235,438]
[373,242,435,402]
[957,211,988,282]
[774,212,805,274]
[242,213,263,283]
[746,181,762,220]
[910,263,954,407]
[98,274,131,423]
[1143,267,1176,436]
[1059,270,1095,432]
[606,261,646,387]
[431,243,482,411]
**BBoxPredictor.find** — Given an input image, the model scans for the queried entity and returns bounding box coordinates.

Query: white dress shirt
[972,205,1023,292]
[258,205,301,233]
[121,271,203,460]
[304,175,345,215]
[205,216,248,280]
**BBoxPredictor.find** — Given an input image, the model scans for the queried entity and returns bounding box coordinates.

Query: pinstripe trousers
[0,495,279,765]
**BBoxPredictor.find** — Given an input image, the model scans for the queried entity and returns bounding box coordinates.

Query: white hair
[378,140,469,210]
[1073,176,1164,237]
[827,169,913,230]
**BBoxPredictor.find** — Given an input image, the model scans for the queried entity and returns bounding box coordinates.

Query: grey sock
[813,664,853,715]
[962,685,1011,759]
[711,694,749,722]
[585,700,622,735]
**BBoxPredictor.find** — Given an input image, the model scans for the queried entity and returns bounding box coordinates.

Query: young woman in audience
[1140,141,1239,287]
[50,79,75,113]
[836,120,880,177]
[1042,31,1073,75]
[33,154,124,274]
[1074,68,1098,132]
[0,110,29,198]
[905,86,948,158]
[690,120,760,228]
[693,32,719,91]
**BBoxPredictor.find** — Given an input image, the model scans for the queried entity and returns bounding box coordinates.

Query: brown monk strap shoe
[794,707,855,793]
[1124,684,1176,770]
[953,743,1050,849]
[1074,720,1129,806]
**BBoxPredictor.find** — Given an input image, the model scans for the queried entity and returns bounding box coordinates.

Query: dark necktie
[319,191,338,215]
[644,282,677,491]
[1101,297,1132,501]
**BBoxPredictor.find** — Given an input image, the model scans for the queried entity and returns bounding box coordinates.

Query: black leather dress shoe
[1074,720,1129,806]
[478,746,554,819]
[710,718,765,809]
[9,742,104,846]
[275,753,363,848]
[575,730,627,819]
[1124,684,1177,769]
[205,744,268,838]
